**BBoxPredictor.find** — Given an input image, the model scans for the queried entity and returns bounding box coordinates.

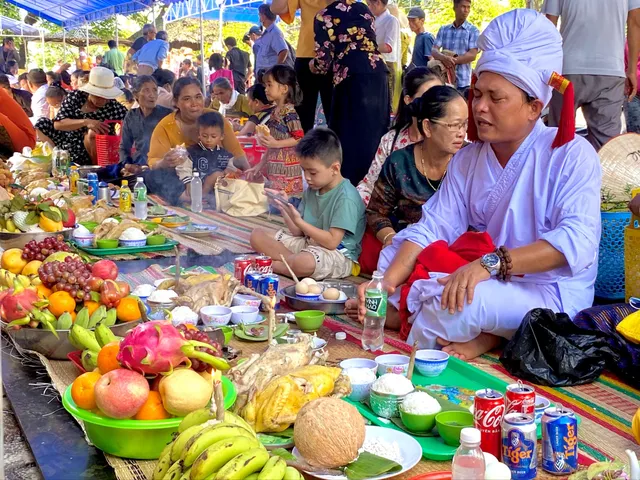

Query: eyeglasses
[429,119,469,132]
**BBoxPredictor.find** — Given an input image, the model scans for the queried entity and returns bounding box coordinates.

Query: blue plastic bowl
[414,349,449,377]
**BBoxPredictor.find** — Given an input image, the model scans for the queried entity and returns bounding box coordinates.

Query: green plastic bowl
[97,239,119,249]
[435,410,475,446]
[62,376,237,459]
[294,310,325,332]
[146,235,166,246]
[79,221,99,233]
[400,409,438,433]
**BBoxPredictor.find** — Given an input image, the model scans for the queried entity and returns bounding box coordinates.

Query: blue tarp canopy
[0,14,42,36]
[164,0,296,25]
[2,0,156,29]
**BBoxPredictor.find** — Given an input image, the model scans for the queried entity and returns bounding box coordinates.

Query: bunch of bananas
[69,317,121,371]
[153,410,303,480]
[0,269,41,289]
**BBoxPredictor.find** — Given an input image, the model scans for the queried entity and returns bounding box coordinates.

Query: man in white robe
[358,9,602,360]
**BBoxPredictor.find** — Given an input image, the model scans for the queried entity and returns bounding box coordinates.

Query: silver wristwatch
[480,252,501,276]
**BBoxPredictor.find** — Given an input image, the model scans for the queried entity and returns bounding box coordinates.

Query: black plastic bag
[500,308,620,387]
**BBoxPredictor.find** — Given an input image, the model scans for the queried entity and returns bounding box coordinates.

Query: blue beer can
[87,172,99,204]
[244,271,262,291]
[258,273,279,311]
[542,405,578,475]
[501,413,537,480]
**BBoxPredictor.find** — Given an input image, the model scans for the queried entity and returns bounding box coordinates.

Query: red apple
[117,281,131,297]
[88,276,104,292]
[94,369,149,419]
[92,259,118,280]
[62,208,76,228]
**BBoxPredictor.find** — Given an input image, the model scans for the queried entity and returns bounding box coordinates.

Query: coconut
[294,397,365,468]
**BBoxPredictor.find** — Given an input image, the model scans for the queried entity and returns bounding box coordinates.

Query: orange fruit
[97,342,121,374]
[48,291,76,318]
[134,391,170,420]
[116,297,142,322]
[1,248,27,274]
[35,284,53,299]
[84,300,100,317]
[69,310,77,323]
[185,324,198,331]
[71,371,102,410]
[21,260,42,276]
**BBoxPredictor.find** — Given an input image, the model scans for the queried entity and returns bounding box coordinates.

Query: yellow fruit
[21,260,42,276]
[1,249,27,274]
[43,252,79,264]
[633,408,640,444]
[39,214,64,233]
[5,219,16,232]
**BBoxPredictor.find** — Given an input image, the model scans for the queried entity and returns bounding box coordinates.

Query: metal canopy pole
[115,14,119,47]
[218,3,223,48]
[200,0,206,95]
[41,30,45,69]
[86,23,90,51]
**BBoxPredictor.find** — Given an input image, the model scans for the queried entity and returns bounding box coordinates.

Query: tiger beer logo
[563,423,577,459]
[502,429,535,466]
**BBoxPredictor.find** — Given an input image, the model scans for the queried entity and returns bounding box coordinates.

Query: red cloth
[398,231,496,340]
[359,227,384,275]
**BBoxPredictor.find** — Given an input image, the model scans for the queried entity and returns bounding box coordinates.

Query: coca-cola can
[474,388,505,459]
[506,380,536,415]
[254,255,273,274]
[234,255,254,284]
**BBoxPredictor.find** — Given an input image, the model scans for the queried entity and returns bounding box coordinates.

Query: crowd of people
[0,0,639,360]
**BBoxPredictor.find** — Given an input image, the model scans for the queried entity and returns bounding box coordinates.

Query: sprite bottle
[362,270,387,351]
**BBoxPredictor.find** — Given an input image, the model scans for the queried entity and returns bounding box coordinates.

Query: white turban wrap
[475,9,563,107]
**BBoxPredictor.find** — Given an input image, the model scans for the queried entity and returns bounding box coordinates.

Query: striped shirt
[435,21,480,88]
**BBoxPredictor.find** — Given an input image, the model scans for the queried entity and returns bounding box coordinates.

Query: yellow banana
[223,412,257,438]
[258,456,287,480]
[189,436,262,480]
[17,274,31,288]
[152,452,172,480]
[182,424,258,467]
[214,447,269,480]
[164,460,183,480]
[171,424,209,463]
[283,466,303,480]
[179,468,191,480]
[178,408,212,433]
[245,474,260,480]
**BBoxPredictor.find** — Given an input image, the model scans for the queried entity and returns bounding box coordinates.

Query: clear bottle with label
[190,172,202,213]
[451,428,485,480]
[119,180,132,214]
[362,270,387,351]
[133,176,148,220]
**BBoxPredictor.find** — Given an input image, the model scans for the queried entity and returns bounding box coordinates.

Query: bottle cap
[137,177,143,181]
[121,180,127,186]
[459,427,481,444]
[193,172,200,177]
[335,332,346,340]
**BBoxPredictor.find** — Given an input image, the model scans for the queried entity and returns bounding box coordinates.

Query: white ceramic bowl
[340,358,378,376]
[73,234,95,247]
[534,395,551,425]
[231,294,262,309]
[119,238,146,248]
[295,292,322,301]
[414,349,450,377]
[200,306,233,327]
[230,305,261,325]
[375,354,411,377]
[349,379,375,402]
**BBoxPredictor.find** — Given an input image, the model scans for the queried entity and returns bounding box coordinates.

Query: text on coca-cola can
[474,388,505,459]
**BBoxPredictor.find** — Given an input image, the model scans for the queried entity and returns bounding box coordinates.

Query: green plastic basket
[62,376,237,459]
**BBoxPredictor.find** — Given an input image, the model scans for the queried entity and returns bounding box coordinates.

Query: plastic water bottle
[451,428,485,480]
[190,172,203,213]
[133,177,148,220]
[362,270,387,351]
[119,180,132,214]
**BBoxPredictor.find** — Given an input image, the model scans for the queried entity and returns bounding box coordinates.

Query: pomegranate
[92,259,118,281]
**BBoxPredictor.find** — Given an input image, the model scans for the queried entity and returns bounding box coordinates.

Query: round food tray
[281,280,356,314]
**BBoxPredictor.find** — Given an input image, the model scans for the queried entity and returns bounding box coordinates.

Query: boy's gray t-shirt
[542,0,640,77]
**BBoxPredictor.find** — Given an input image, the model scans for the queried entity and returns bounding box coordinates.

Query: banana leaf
[345,452,402,480]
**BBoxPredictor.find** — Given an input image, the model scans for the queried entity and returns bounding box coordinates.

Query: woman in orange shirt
[146,77,249,205]
[0,87,36,156]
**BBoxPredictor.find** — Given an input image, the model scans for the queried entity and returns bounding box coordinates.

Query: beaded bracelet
[496,246,513,281]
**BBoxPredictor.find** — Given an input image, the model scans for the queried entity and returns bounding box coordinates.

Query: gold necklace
[419,142,447,192]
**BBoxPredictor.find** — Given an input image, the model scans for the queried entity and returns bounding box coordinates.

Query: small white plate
[292,426,422,480]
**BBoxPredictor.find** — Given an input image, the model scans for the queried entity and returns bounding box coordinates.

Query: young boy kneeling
[250,128,365,280]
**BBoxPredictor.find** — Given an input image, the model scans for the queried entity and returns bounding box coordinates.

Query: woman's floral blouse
[312,0,386,86]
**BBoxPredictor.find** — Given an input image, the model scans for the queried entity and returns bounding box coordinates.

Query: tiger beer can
[542,405,578,475]
[501,413,537,480]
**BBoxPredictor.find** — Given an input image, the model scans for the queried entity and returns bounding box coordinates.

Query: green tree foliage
[418,0,526,33]
[0,2,20,20]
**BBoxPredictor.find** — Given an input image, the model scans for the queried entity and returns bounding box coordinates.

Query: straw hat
[79,66,123,100]
[599,133,640,200]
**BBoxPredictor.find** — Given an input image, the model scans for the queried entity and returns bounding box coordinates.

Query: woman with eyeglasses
[366,86,467,253]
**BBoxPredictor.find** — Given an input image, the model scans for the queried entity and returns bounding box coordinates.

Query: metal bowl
[2,319,143,360]
[0,228,73,250]
[281,280,356,314]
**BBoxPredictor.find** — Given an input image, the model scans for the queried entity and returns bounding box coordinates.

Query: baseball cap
[248,26,262,36]
[407,7,425,19]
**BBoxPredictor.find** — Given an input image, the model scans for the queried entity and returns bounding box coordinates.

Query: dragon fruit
[116,320,230,375]
[0,280,57,337]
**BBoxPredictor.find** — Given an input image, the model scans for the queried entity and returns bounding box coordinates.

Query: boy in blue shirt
[250,128,365,280]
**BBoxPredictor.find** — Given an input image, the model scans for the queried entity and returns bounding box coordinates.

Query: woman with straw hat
[35,66,128,165]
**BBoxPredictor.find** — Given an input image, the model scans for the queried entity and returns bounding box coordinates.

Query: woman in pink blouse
[356,67,444,206]
[208,53,234,92]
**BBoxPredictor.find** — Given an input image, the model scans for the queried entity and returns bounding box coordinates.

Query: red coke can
[506,380,536,415]
[254,255,273,274]
[234,255,254,284]
[474,388,505,459]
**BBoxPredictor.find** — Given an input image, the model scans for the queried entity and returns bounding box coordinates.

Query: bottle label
[135,189,147,202]
[365,291,387,317]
